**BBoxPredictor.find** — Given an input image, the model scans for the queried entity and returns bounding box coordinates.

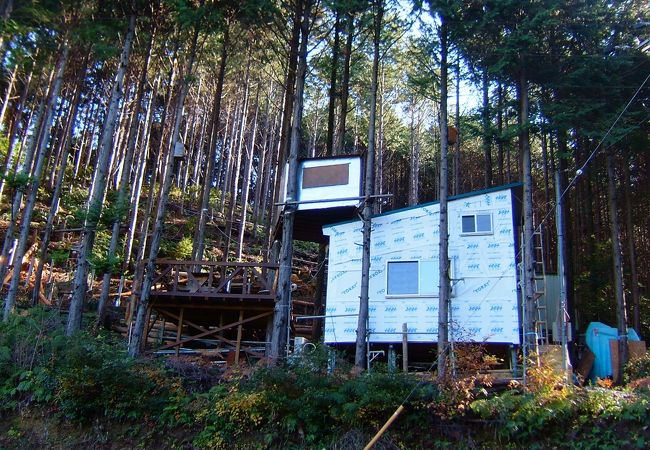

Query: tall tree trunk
[437,20,450,380]
[128,23,200,357]
[0,63,17,128]
[334,12,354,156]
[556,131,575,361]
[453,60,460,196]
[97,27,155,324]
[0,56,35,203]
[325,7,340,156]
[224,65,251,260]
[0,56,54,284]
[194,28,229,260]
[252,85,272,236]
[497,82,504,185]
[482,69,492,188]
[3,42,69,321]
[220,95,243,216]
[519,69,538,365]
[131,51,179,282]
[269,0,312,361]
[259,101,281,243]
[355,0,382,369]
[31,62,85,305]
[123,75,159,271]
[271,2,302,218]
[236,86,260,261]
[66,15,136,336]
[408,97,420,206]
[623,161,640,332]
[374,63,384,214]
[607,150,628,384]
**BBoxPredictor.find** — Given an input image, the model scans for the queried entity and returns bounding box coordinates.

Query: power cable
[362,69,650,449]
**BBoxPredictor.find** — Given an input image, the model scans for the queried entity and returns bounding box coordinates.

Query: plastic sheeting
[585,321,640,380]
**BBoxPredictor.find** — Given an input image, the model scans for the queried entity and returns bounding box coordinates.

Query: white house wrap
[322,184,522,345]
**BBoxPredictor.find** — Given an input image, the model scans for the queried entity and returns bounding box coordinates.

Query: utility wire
[364,68,650,450]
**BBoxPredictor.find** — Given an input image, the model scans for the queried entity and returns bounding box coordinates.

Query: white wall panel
[323,186,521,345]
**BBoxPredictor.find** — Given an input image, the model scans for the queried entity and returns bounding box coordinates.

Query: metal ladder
[532,228,548,347]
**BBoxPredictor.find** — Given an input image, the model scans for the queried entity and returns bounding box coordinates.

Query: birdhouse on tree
[447,126,459,145]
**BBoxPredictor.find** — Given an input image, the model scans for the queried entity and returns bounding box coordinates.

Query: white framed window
[387,261,418,295]
[461,213,492,234]
[386,260,440,297]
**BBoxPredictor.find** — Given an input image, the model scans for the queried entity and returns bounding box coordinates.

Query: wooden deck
[147,259,277,302]
[134,259,320,363]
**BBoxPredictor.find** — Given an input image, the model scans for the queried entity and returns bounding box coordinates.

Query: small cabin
[321,183,523,352]
[277,155,363,243]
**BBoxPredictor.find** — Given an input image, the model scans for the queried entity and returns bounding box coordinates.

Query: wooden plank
[175,308,184,357]
[630,341,647,359]
[575,347,595,385]
[214,266,243,293]
[152,303,272,311]
[151,265,173,287]
[154,259,279,269]
[156,309,239,347]
[235,310,244,365]
[149,291,275,300]
[610,340,647,382]
[155,310,273,351]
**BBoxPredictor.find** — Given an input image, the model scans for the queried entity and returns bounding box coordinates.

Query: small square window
[461,213,492,234]
[387,261,418,295]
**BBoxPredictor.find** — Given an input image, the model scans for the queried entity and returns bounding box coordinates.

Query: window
[386,261,439,296]
[302,163,350,188]
[461,213,492,234]
[387,261,418,295]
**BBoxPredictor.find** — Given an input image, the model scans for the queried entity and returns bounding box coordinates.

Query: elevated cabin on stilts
[135,155,364,362]
[272,155,363,342]
[322,183,527,371]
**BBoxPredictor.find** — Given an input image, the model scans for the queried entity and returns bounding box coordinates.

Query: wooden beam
[157,309,233,342]
[155,310,273,351]
[235,310,244,364]
[151,303,272,311]
[175,308,184,357]
[149,292,275,300]
[213,266,244,293]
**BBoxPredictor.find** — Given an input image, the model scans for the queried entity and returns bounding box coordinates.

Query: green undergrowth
[1,307,650,449]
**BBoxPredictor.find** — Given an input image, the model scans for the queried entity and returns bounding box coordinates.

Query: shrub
[55,333,171,421]
[193,348,437,449]
[625,352,650,383]
[175,236,194,260]
[0,308,63,410]
[0,308,182,423]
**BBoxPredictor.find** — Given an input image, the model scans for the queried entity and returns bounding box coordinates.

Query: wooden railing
[144,259,278,301]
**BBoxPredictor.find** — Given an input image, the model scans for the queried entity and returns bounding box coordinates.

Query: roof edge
[323,182,523,231]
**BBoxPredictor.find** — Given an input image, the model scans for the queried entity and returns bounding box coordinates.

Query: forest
[0,0,650,448]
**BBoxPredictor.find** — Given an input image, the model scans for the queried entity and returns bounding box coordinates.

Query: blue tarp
[585,322,640,380]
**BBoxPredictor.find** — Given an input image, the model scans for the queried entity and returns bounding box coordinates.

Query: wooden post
[176,308,184,357]
[235,309,244,364]
[143,305,153,352]
[159,317,166,346]
[402,323,408,372]
[265,315,273,356]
